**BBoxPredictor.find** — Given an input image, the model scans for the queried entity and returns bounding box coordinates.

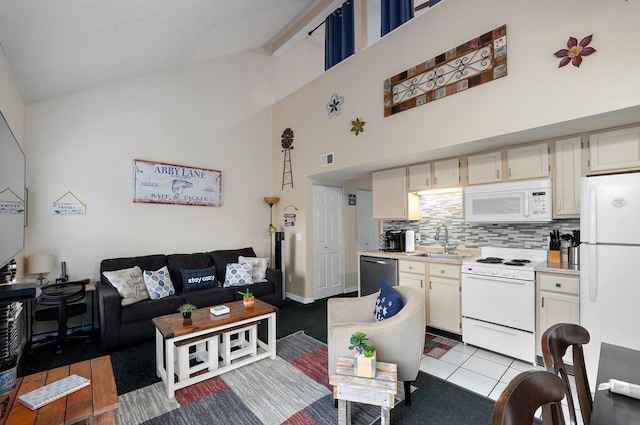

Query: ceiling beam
[268,0,343,55]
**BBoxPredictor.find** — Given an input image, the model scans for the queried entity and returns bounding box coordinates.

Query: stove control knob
[502,270,509,277]
[491,269,498,275]
[512,271,519,278]
[480,267,487,274]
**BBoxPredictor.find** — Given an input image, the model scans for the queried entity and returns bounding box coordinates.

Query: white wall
[0,45,27,278]
[26,48,276,282]
[0,47,26,149]
[271,0,640,299]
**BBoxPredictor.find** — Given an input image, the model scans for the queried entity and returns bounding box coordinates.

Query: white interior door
[357,190,379,251]
[313,185,344,300]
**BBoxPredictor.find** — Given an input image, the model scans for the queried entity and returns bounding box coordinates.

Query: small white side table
[329,357,398,425]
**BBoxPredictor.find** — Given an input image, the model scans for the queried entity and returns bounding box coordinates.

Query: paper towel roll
[598,379,640,400]
[405,230,415,253]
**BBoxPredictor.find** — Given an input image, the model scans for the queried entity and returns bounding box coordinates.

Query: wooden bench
[0,355,118,425]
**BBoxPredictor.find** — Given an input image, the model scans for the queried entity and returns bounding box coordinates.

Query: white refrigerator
[580,172,640,390]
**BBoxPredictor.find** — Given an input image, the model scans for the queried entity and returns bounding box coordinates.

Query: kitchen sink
[416,253,464,259]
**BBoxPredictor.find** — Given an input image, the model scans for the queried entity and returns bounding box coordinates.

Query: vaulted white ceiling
[0,0,317,103]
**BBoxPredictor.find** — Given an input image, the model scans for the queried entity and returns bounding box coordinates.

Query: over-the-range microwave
[465,179,553,223]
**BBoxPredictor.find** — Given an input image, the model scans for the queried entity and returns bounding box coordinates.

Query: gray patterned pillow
[103,266,149,306]
[223,263,253,287]
[143,266,176,300]
[238,256,269,283]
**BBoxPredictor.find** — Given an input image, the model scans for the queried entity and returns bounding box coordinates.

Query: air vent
[320,153,334,167]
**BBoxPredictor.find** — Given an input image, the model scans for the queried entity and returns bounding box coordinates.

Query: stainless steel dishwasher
[359,256,398,296]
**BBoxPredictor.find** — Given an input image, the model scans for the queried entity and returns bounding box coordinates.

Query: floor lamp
[264,196,280,267]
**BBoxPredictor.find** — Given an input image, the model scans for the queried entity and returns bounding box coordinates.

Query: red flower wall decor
[554,35,596,67]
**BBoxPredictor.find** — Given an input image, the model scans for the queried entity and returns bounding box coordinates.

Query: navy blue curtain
[325,1,354,71]
[381,0,414,37]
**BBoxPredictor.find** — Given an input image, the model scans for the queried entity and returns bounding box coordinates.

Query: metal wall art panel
[133,159,221,207]
[383,25,507,117]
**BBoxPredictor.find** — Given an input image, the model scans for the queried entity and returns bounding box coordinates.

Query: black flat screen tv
[0,110,26,270]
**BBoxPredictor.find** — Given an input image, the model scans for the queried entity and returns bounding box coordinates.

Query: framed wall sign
[133,159,221,207]
[51,191,86,216]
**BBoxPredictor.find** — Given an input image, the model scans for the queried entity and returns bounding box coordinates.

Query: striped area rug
[424,333,459,359]
[115,331,406,425]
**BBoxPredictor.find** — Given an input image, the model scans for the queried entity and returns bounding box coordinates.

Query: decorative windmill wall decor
[281,128,294,189]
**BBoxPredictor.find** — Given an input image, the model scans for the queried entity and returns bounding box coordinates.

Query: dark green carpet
[18,293,495,424]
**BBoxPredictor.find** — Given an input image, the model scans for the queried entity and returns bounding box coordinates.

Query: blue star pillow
[373,280,403,322]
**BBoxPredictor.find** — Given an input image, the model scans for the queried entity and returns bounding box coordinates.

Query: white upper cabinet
[433,158,461,188]
[553,136,583,218]
[372,167,420,220]
[588,126,640,174]
[507,142,550,181]
[467,150,503,185]
[408,162,432,192]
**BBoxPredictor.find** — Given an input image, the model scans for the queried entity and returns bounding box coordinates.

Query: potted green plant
[238,288,254,308]
[178,303,196,319]
[349,331,369,356]
[350,331,376,378]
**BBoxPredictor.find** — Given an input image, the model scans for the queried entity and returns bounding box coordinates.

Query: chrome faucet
[435,223,455,253]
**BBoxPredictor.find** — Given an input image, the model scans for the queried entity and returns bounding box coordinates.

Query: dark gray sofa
[97,247,283,351]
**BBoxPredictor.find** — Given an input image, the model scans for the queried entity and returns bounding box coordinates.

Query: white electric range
[461,247,547,364]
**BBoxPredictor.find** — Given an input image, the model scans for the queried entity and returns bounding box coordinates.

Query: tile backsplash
[383,191,580,251]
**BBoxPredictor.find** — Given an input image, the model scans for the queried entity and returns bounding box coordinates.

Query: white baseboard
[285,286,358,304]
[344,285,358,293]
[285,292,315,304]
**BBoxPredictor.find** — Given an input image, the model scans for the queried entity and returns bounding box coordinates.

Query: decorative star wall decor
[351,118,365,136]
[326,93,344,118]
[554,35,596,68]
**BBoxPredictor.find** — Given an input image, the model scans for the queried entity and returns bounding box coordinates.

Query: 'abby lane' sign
[133,159,221,207]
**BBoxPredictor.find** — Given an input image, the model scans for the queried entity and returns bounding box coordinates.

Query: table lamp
[29,254,55,285]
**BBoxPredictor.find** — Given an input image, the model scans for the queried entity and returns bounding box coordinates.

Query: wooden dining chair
[492,370,566,425]
[542,323,593,425]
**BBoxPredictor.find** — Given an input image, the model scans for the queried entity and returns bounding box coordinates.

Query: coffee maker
[385,230,406,252]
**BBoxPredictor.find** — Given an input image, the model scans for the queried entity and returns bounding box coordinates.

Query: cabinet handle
[421,280,424,288]
[557,201,561,212]
[496,169,500,179]
[542,297,544,308]
[555,283,561,287]
[429,281,432,289]
[435,177,438,185]
[409,266,413,270]
[426,178,429,186]
[440,269,445,274]
[509,168,512,177]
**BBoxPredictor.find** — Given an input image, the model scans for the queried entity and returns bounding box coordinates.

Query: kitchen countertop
[535,261,580,276]
[359,249,581,275]
[358,247,481,265]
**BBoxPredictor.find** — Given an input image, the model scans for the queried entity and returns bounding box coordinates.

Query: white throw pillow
[103,266,150,306]
[238,256,269,283]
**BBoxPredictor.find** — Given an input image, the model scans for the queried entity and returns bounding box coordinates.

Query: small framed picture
[348,194,356,205]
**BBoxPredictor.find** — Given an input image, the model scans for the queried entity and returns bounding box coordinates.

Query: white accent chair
[327,286,425,406]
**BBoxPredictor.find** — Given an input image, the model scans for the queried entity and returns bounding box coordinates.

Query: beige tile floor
[419,341,584,424]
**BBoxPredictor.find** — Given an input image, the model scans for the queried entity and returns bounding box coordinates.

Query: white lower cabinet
[399,260,427,322]
[399,259,461,334]
[428,263,461,335]
[536,272,580,364]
